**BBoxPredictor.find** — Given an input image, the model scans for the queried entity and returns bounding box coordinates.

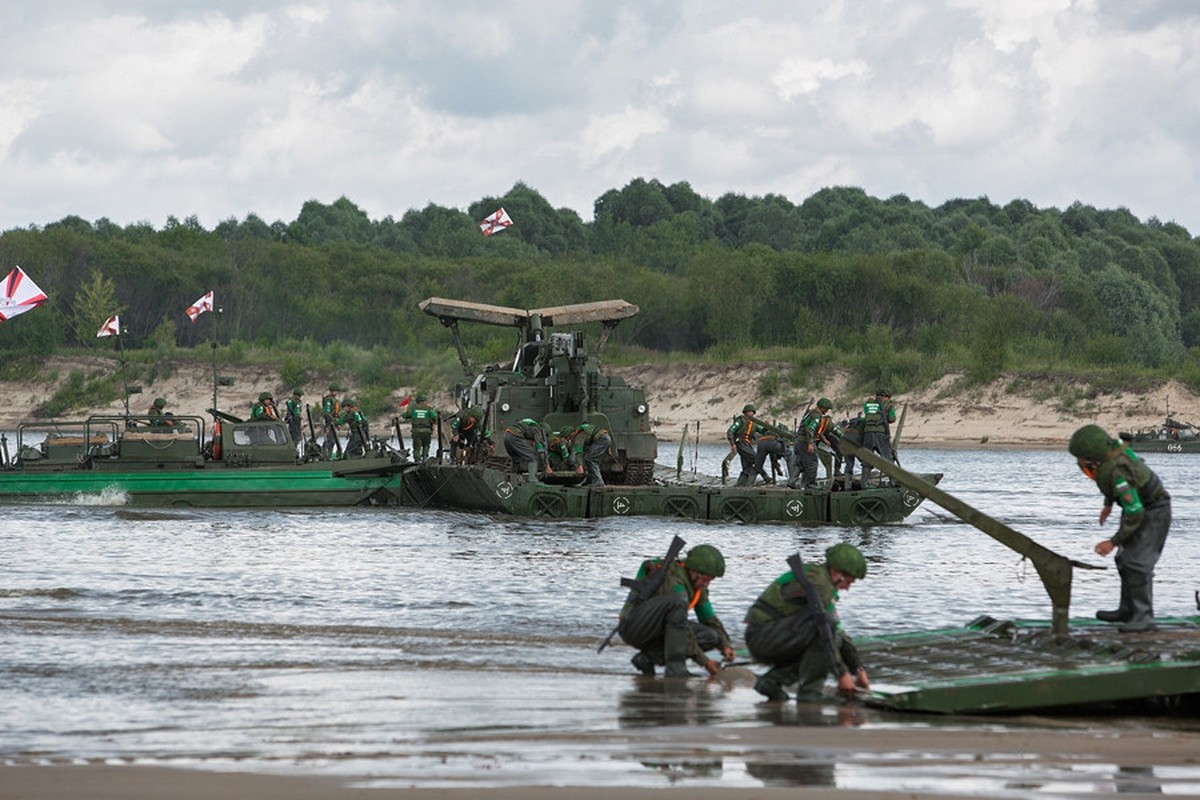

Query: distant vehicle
[1119,417,1200,453]
[0,412,403,507]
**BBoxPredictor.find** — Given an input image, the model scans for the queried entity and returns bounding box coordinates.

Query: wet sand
[5,722,1200,798]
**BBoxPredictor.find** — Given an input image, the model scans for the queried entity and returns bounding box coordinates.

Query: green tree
[70,270,124,344]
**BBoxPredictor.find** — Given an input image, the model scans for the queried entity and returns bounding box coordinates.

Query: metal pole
[210,307,222,411]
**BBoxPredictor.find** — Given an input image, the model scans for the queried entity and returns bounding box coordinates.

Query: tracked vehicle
[401,298,939,525]
[418,296,657,483]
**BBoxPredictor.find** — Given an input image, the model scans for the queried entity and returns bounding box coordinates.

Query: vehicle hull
[400,461,938,524]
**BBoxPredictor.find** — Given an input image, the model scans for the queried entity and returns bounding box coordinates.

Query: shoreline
[5,720,1200,798]
[2,356,1198,453]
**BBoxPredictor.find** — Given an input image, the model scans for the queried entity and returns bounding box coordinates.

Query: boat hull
[400,462,937,524]
[0,460,403,507]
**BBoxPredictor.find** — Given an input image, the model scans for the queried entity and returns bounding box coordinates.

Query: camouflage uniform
[618,557,733,677]
[859,391,896,485]
[569,421,612,487]
[727,405,763,487]
[1072,424,1171,632]
[403,398,439,461]
[744,561,862,702]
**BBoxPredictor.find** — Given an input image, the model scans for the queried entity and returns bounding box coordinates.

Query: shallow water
[3,446,1200,794]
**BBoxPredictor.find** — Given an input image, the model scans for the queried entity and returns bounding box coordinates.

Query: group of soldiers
[611,539,870,703]
[726,389,898,489]
[502,417,613,486]
[611,419,1174,704]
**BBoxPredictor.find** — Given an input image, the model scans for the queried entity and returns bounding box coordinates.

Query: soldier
[320,384,341,459]
[754,427,787,485]
[744,544,870,702]
[790,398,835,489]
[339,397,369,458]
[284,389,304,446]
[568,420,612,487]
[250,391,279,421]
[402,393,439,461]
[503,418,547,481]
[450,406,487,464]
[859,389,896,486]
[618,544,736,678]
[1069,424,1171,633]
[146,397,172,429]
[727,404,763,487]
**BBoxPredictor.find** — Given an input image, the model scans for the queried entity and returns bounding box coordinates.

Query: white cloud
[0,1,1199,234]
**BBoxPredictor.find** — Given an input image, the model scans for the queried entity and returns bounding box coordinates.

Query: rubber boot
[1096,581,1133,623]
[662,618,696,678]
[753,666,790,702]
[526,461,537,483]
[630,651,656,676]
[1119,581,1157,633]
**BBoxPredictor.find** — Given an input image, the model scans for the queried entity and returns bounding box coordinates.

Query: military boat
[0,412,404,507]
[400,297,940,525]
[835,440,1200,714]
[1119,417,1200,453]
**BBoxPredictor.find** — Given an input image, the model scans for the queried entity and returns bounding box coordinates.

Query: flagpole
[211,306,221,412]
[117,331,131,420]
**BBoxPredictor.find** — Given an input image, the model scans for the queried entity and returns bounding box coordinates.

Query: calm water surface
[3,446,1200,793]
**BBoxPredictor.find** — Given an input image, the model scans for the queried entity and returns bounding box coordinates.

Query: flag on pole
[0,265,49,322]
[479,207,514,236]
[96,314,121,338]
[185,290,214,323]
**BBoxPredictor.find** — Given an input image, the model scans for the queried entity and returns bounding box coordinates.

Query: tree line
[1,179,1198,396]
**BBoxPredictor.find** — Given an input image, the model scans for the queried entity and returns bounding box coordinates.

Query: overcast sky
[2,0,1198,235]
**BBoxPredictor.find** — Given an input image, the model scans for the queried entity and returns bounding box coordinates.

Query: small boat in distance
[0,412,404,507]
[1119,416,1200,453]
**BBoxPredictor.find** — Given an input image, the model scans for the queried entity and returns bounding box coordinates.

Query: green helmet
[258,391,273,401]
[292,388,303,396]
[877,388,890,398]
[817,397,832,410]
[328,383,340,392]
[1069,424,1113,460]
[152,397,166,409]
[825,543,867,579]
[686,544,726,577]
[742,403,756,414]
[416,392,428,402]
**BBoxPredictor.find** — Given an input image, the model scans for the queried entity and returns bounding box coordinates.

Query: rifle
[391,416,409,460]
[785,552,842,680]
[304,405,321,455]
[322,405,343,459]
[598,535,688,653]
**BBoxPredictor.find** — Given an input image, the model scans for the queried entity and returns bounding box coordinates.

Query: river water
[3,445,1200,794]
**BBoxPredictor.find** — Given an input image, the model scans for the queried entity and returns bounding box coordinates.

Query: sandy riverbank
[3,357,1197,450]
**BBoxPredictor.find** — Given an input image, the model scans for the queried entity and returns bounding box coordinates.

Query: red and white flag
[96,314,121,337]
[185,290,213,323]
[479,207,514,237]
[0,265,49,322]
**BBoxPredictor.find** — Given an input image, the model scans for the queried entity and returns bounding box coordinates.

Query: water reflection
[744,758,835,789]
[616,677,726,728]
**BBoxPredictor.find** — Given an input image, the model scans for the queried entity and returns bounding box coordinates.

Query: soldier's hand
[836,672,857,695]
[1095,540,1115,557]
[1098,505,1112,526]
[575,465,584,475]
[703,659,722,677]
